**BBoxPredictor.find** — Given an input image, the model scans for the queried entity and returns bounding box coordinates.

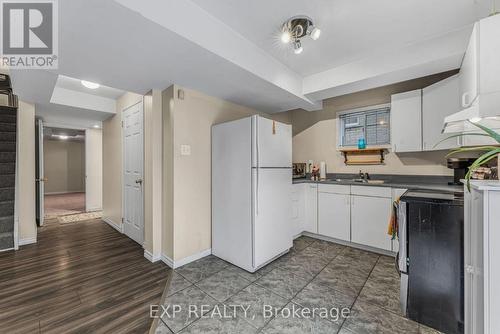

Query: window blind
[339,107,390,147]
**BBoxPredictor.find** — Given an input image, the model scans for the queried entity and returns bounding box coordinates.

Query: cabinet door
[478,14,500,96]
[351,195,392,251]
[391,90,422,152]
[291,184,305,237]
[318,192,350,242]
[459,23,479,108]
[304,184,318,234]
[422,75,461,151]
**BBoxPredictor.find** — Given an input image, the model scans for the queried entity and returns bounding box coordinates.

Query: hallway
[44,192,86,218]
[0,218,171,334]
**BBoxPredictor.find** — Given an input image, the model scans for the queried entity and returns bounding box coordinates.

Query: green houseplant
[440,121,500,190]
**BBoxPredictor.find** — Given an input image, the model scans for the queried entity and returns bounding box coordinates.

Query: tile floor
[154,236,442,334]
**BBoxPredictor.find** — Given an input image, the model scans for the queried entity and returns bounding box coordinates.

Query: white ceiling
[55,75,124,99]
[9,0,495,121]
[191,0,491,76]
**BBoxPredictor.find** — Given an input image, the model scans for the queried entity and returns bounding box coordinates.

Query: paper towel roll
[320,161,326,180]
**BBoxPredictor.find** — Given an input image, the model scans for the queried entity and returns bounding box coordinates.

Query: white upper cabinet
[459,15,500,109]
[459,23,479,108]
[391,89,422,152]
[422,74,461,151]
[479,15,500,96]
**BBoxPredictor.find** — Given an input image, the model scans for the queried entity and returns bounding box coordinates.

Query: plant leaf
[469,121,500,144]
[464,148,500,191]
[434,133,490,148]
[446,146,499,157]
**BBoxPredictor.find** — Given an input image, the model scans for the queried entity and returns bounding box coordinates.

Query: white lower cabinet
[293,182,396,254]
[291,184,305,237]
[318,192,350,242]
[351,195,392,251]
[304,184,318,234]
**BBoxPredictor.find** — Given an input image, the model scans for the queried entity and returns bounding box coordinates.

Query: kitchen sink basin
[327,178,385,184]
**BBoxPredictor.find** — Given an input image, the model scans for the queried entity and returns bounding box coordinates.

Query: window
[339,106,390,147]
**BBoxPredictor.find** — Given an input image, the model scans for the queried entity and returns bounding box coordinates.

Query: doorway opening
[35,120,103,227]
[42,126,87,222]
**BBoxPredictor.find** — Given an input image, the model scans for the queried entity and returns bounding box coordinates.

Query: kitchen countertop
[293,173,463,193]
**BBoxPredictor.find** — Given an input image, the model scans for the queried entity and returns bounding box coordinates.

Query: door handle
[135,179,143,185]
[36,177,48,182]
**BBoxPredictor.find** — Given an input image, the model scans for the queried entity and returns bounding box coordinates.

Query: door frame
[121,99,145,245]
[35,118,44,226]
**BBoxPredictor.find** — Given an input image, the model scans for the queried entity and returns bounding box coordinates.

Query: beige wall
[144,89,163,258]
[289,71,458,176]
[162,86,174,259]
[102,92,142,226]
[17,101,36,242]
[85,129,103,211]
[43,139,85,194]
[163,85,288,262]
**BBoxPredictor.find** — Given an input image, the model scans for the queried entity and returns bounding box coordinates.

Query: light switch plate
[180,144,191,156]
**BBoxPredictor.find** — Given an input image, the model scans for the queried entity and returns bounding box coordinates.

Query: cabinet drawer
[351,185,391,198]
[318,184,350,195]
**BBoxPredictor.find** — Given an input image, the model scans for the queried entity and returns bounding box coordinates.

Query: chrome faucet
[359,170,370,182]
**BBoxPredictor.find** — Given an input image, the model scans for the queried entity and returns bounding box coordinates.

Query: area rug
[58,211,103,224]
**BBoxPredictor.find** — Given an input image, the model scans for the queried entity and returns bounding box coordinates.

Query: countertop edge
[293,178,463,193]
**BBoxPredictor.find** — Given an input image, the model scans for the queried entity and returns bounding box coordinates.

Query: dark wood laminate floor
[0,218,171,334]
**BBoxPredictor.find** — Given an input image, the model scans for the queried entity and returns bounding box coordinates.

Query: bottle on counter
[307,160,314,174]
[320,161,326,180]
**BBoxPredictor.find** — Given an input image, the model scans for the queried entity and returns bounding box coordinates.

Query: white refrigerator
[212,115,293,272]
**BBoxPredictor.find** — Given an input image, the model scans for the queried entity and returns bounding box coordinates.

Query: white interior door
[35,119,44,226]
[85,128,102,212]
[122,101,144,245]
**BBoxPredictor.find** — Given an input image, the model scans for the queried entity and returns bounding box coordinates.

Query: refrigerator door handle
[256,117,259,215]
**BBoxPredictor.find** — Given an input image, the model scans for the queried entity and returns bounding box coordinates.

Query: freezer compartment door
[253,168,293,268]
[253,116,292,168]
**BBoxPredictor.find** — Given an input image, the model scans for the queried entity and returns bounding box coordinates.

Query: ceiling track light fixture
[280,15,321,54]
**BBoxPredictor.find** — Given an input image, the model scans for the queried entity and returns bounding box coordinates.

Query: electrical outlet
[180,144,191,156]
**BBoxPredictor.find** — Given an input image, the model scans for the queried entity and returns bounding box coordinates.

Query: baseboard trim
[102,217,123,233]
[301,231,396,257]
[161,248,212,269]
[19,236,37,246]
[161,254,174,268]
[144,249,161,263]
[45,191,84,195]
[86,207,102,213]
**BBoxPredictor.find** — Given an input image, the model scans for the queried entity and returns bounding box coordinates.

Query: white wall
[17,101,37,244]
[85,128,103,212]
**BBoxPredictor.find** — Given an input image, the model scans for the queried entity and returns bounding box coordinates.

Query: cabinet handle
[462,92,470,108]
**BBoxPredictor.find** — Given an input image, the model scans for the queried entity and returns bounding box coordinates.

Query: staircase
[0,74,17,251]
